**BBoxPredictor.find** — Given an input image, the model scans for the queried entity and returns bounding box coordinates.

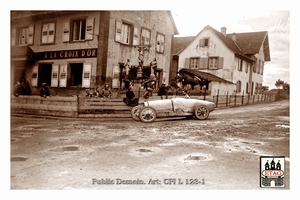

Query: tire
[139,106,157,123]
[131,105,142,121]
[194,105,210,120]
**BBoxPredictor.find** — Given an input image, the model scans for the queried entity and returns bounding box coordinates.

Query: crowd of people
[85,84,112,98]
[12,79,31,97]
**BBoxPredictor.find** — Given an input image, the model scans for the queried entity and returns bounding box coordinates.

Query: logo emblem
[260,156,285,188]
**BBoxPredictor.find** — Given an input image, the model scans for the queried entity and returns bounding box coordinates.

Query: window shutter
[42,24,48,43]
[59,64,67,87]
[82,63,92,88]
[146,30,150,45]
[27,25,34,45]
[51,64,59,87]
[199,39,205,47]
[185,58,190,69]
[11,28,16,46]
[27,25,34,44]
[48,23,55,43]
[156,34,160,52]
[115,20,122,42]
[31,64,38,87]
[161,35,165,52]
[85,17,94,40]
[200,57,208,69]
[62,21,70,42]
[19,28,27,45]
[218,57,224,69]
[133,27,139,45]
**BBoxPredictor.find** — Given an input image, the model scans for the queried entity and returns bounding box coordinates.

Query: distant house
[11,11,178,94]
[171,25,270,96]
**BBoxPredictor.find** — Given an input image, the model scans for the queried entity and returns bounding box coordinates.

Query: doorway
[38,64,52,86]
[69,63,83,87]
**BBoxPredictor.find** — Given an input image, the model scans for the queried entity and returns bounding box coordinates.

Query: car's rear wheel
[139,106,157,123]
[131,105,142,121]
[194,105,210,120]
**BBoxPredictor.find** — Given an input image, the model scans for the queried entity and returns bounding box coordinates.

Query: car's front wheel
[194,105,210,120]
[131,105,142,121]
[139,106,157,123]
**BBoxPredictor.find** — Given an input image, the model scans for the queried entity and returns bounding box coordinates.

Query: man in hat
[40,83,50,97]
[158,83,167,99]
[123,86,138,106]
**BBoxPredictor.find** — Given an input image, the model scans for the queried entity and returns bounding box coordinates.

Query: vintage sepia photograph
[5,0,296,198]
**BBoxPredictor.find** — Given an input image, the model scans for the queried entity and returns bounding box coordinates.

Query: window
[42,23,55,44]
[71,17,94,42]
[141,28,150,46]
[73,19,86,41]
[156,33,165,53]
[14,25,34,46]
[190,58,199,69]
[199,38,209,47]
[115,21,132,45]
[246,82,249,93]
[121,23,131,44]
[209,57,219,69]
[255,82,259,94]
[258,60,261,74]
[253,57,257,73]
[236,80,241,93]
[245,63,248,73]
[238,59,243,71]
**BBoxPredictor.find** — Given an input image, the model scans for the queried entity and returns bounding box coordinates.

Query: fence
[212,91,277,108]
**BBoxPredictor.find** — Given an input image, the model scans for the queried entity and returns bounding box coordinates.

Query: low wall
[11,95,78,117]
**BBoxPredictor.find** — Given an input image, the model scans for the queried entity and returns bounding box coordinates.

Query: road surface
[10,100,290,190]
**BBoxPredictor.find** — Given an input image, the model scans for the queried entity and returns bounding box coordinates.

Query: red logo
[262,170,284,177]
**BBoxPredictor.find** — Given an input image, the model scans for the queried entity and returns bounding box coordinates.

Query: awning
[179,68,234,84]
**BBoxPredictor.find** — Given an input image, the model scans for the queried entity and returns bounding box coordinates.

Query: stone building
[11,11,178,95]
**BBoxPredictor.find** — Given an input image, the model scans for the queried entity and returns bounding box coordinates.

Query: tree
[261,86,269,93]
[275,79,284,89]
[283,82,290,93]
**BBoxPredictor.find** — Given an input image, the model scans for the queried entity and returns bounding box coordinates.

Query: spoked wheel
[131,105,142,121]
[194,105,210,120]
[139,106,157,123]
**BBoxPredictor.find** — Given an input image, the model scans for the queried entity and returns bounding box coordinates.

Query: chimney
[220,27,227,36]
[232,32,237,43]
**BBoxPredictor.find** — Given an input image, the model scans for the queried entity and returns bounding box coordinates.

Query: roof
[173,25,270,62]
[172,36,195,55]
[227,31,270,61]
[179,68,234,84]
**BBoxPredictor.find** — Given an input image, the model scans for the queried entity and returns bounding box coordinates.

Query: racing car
[131,97,215,123]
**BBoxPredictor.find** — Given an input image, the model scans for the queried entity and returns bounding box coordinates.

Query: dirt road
[10,100,290,190]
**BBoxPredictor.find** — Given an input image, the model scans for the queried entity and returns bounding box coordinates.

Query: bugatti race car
[131,97,215,123]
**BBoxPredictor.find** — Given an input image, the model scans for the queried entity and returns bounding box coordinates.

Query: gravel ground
[9,100,290,194]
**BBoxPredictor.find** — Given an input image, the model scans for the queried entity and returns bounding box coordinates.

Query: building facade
[171,25,270,96]
[11,11,178,94]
